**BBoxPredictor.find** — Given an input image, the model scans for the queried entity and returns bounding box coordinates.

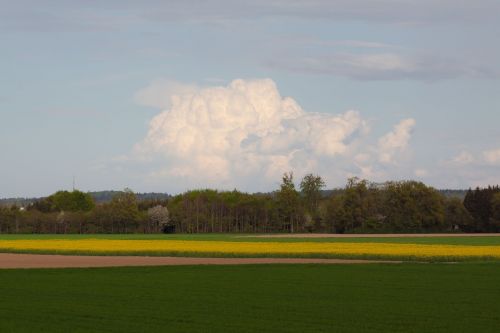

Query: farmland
[1,234,499,332]
[1,234,500,261]
[1,263,499,332]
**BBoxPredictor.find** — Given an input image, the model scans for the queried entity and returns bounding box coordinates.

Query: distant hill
[438,189,468,200]
[0,197,37,207]
[88,191,171,203]
[0,188,468,207]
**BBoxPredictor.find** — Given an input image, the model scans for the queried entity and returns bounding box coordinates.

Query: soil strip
[0,253,400,269]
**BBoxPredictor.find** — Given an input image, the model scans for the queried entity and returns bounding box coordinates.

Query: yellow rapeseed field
[1,239,500,260]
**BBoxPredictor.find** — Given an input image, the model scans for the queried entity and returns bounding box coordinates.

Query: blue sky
[1,1,499,197]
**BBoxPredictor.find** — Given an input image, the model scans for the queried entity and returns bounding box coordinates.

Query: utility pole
[72,175,76,191]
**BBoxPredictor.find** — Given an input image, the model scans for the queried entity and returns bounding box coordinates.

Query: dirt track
[0,253,400,269]
[247,233,500,238]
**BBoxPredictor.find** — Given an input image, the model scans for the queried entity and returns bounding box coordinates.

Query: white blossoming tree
[147,205,170,233]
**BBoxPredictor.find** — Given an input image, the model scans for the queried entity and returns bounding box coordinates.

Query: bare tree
[56,211,66,234]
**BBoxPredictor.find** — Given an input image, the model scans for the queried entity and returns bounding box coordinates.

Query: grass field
[1,263,499,332]
[1,234,500,261]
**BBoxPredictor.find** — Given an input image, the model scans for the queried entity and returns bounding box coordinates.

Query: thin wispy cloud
[118,0,500,25]
[267,53,498,81]
[2,0,499,33]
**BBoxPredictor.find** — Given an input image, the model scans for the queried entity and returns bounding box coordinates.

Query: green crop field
[0,263,499,332]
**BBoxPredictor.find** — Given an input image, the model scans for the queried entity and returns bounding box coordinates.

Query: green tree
[325,178,382,233]
[464,186,500,232]
[109,189,141,233]
[343,178,381,231]
[276,172,301,233]
[325,195,349,233]
[384,181,445,232]
[490,193,500,230]
[444,198,473,232]
[34,190,95,212]
[0,207,20,233]
[300,173,325,217]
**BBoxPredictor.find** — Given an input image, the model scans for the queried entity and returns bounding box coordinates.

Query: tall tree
[325,195,349,233]
[464,186,500,232]
[33,190,95,212]
[384,181,445,232]
[490,192,500,231]
[444,197,473,232]
[109,189,141,233]
[276,172,300,233]
[300,173,325,217]
[326,178,381,233]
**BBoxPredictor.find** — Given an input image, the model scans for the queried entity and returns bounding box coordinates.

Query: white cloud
[414,169,428,178]
[447,149,500,167]
[127,78,423,191]
[377,118,416,164]
[430,149,500,189]
[483,149,500,165]
[451,151,475,165]
[133,78,373,190]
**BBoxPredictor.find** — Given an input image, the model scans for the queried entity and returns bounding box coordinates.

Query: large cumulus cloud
[132,78,414,191]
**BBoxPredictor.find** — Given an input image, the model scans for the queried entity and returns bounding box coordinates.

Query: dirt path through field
[0,253,400,269]
[246,233,500,238]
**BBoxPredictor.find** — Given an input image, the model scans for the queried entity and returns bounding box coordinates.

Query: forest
[0,173,499,234]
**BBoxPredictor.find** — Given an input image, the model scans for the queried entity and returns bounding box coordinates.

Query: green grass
[1,233,500,245]
[0,264,499,332]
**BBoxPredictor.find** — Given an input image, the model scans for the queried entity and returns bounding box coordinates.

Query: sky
[1,0,499,198]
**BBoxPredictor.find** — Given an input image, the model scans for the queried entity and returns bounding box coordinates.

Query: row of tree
[0,189,169,234]
[463,186,500,232]
[327,178,471,233]
[1,174,499,234]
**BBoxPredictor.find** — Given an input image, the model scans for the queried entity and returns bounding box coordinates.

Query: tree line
[1,174,499,234]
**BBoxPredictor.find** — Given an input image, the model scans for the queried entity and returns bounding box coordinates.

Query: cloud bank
[131,78,416,191]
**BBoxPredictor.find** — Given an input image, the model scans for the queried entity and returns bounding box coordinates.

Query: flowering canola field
[1,239,500,260]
